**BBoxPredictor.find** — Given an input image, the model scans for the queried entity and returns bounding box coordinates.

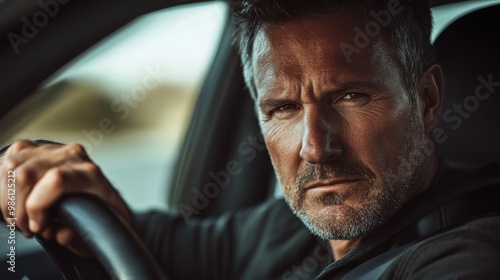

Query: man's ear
[417,64,445,135]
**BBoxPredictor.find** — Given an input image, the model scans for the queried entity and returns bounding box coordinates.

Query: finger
[1,143,90,235]
[10,166,37,237]
[2,140,55,172]
[9,144,90,181]
[41,227,57,241]
[0,140,36,224]
[24,168,67,233]
[4,142,85,170]
[40,223,93,257]
[25,162,109,234]
[2,140,37,163]
[2,143,89,189]
[0,164,37,237]
[55,226,94,258]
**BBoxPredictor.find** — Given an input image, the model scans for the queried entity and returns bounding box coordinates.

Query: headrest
[434,4,500,170]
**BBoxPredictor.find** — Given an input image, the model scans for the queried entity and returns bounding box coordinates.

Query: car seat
[434,3,500,170]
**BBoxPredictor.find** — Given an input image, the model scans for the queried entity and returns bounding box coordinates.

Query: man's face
[252,11,432,240]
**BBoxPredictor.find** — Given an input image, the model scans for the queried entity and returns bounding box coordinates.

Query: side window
[1,2,228,210]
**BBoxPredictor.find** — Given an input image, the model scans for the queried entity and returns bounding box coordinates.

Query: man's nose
[299,110,342,164]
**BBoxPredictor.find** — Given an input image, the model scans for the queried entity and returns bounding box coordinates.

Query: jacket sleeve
[132,201,276,280]
[132,210,236,280]
[132,198,312,280]
[381,216,500,280]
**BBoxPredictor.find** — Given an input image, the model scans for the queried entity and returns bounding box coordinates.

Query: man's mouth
[305,179,362,192]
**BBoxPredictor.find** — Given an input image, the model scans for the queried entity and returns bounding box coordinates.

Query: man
[1,0,500,279]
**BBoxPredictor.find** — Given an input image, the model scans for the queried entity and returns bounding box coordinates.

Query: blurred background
[1,2,227,211]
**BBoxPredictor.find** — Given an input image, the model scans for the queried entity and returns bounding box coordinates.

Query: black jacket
[134,163,500,279]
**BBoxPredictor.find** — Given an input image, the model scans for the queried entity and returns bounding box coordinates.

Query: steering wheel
[3,194,168,280]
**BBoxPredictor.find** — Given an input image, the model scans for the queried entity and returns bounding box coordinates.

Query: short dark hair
[231,0,435,102]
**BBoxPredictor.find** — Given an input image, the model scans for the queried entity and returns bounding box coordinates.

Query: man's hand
[0,140,132,256]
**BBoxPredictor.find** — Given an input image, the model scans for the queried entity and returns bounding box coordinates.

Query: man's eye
[265,103,300,120]
[276,104,299,111]
[342,93,363,100]
[335,93,370,106]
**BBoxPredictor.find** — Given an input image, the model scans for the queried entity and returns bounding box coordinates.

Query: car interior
[0,0,499,279]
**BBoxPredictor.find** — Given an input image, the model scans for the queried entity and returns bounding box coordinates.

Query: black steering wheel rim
[13,194,169,280]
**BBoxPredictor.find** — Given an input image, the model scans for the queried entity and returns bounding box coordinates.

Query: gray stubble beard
[282,113,429,241]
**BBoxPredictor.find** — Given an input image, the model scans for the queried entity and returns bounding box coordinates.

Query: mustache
[295,161,375,190]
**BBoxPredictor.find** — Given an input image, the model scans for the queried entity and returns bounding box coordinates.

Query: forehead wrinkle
[254,54,304,99]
